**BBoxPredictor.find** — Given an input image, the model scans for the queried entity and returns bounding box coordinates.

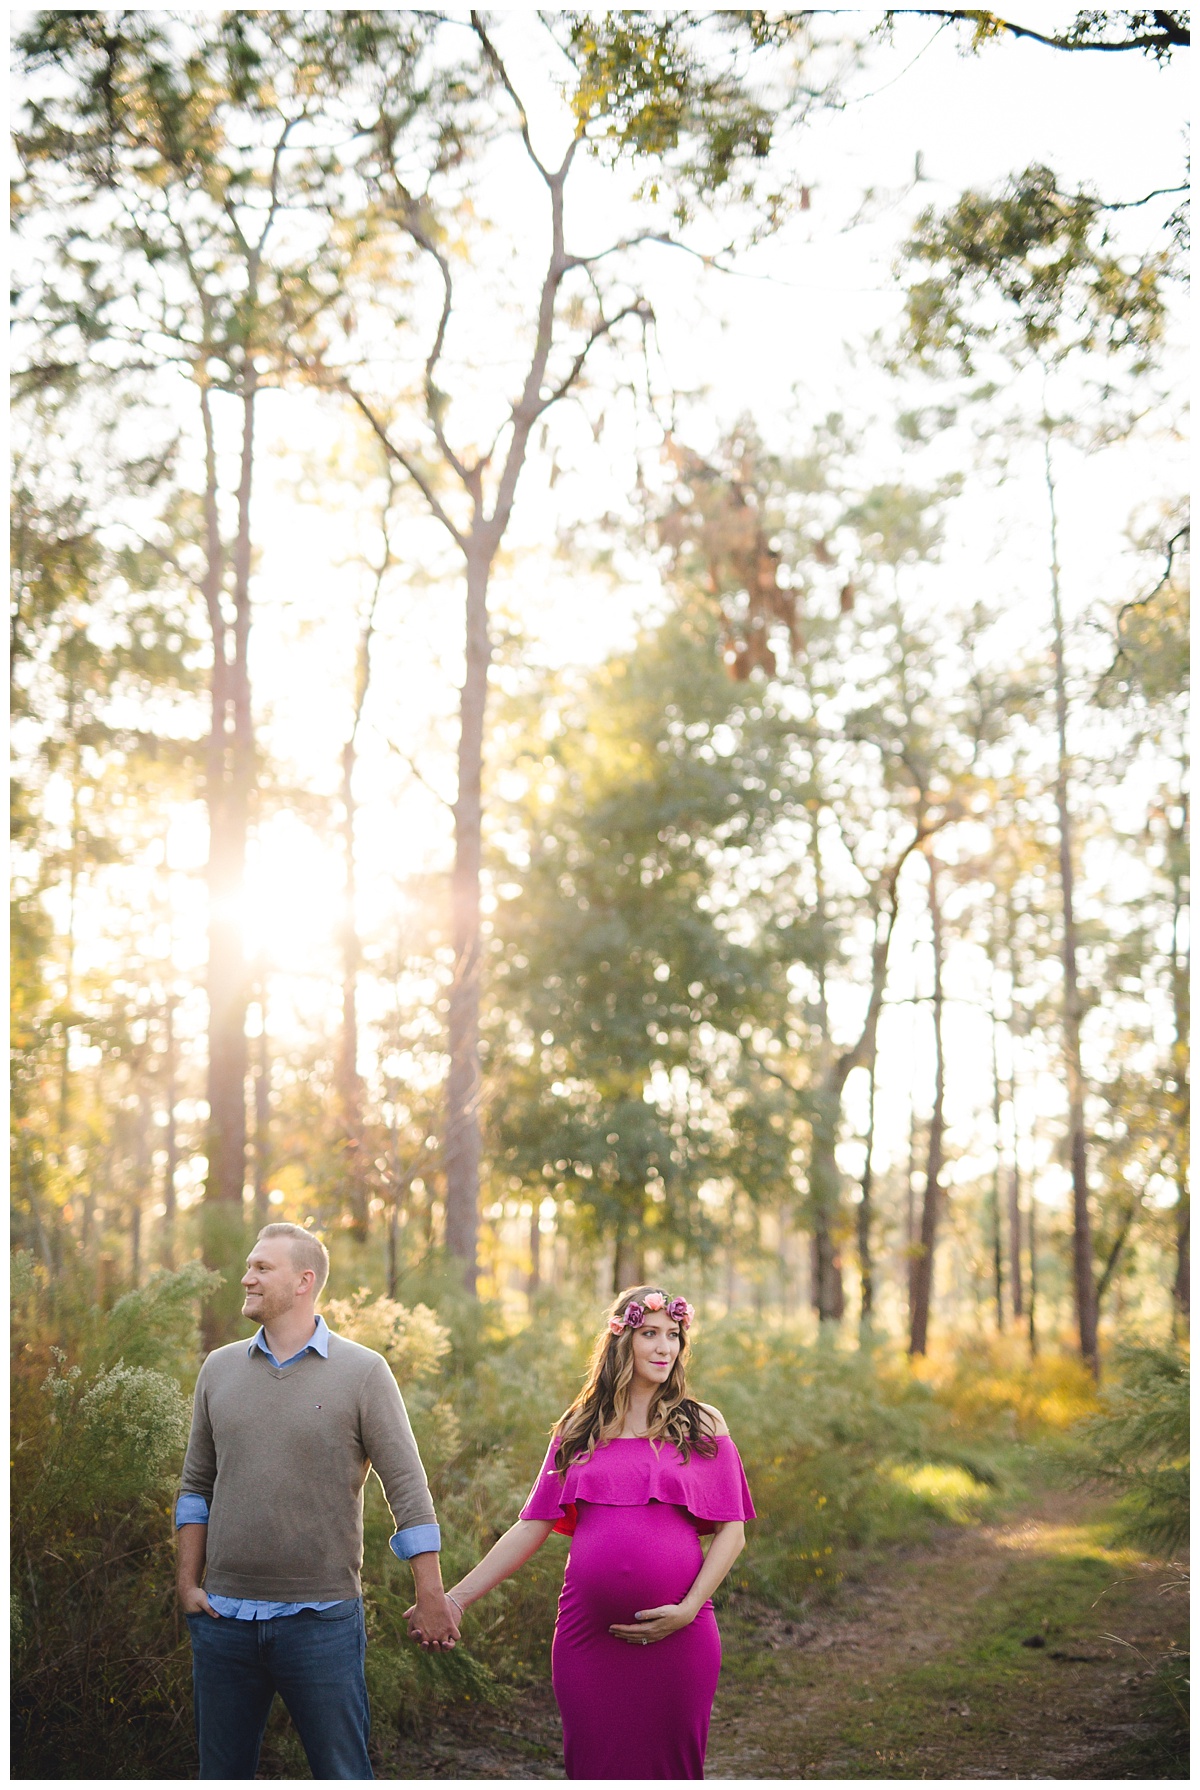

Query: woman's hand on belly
[609,1599,699,1645]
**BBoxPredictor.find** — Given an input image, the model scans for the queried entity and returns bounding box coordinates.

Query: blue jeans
[186,1598,373,1779]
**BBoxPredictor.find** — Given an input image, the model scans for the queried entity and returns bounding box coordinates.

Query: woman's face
[627,1311,682,1390]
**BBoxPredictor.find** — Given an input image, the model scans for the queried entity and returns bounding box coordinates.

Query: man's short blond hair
[257,1222,330,1296]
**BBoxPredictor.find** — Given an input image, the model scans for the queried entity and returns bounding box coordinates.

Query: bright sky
[43,12,1189,1219]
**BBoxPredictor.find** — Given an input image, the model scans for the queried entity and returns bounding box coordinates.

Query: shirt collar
[248,1312,330,1362]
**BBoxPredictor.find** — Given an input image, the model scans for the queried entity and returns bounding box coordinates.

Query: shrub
[11,1254,220,1778]
[1067,1342,1189,1556]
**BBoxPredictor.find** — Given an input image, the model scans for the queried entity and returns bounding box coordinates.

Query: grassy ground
[353,1485,1187,1781]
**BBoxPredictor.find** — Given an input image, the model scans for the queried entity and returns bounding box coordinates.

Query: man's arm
[176,1523,221,1618]
[360,1358,460,1648]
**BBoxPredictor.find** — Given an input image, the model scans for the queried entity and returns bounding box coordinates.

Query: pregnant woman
[417,1286,755,1778]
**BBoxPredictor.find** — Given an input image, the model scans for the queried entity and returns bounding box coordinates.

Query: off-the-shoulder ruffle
[519,1434,756,1537]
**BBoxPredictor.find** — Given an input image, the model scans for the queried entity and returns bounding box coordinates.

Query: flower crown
[608,1292,695,1336]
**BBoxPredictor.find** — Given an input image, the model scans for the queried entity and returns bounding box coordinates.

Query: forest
[11,9,1190,1779]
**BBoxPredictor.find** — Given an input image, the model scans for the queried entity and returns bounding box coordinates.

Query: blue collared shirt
[175,1315,440,1620]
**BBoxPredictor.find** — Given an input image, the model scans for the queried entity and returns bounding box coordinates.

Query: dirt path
[376,1489,1187,1780]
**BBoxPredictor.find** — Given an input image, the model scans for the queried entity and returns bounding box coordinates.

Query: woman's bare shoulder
[695,1401,731,1437]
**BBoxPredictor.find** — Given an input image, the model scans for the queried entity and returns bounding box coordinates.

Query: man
[176,1221,459,1780]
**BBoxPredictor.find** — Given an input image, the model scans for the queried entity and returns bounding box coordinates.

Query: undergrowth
[12,1250,1146,1778]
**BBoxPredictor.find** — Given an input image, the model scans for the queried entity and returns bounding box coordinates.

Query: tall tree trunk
[858,1054,877,1336]
[1168,792,1189,1327]
[58,702,81,1148]
[1027,1174,1038,1358]
[161,994,178,1267]
[909,849,946,1357]
[1008,1164,1024,1321]
[905,1094,919,1327]
[808,813,842,1324]
[810,855,915,1325]
[445,546,493,1290]
[989,976,1005,1331]
[201,371,257,1346]
[351,81,649,1301]
[132,1084,150,1288]
[1004,889,1023,1320]
[809,1096,843,1323]
[338,737,368,1240]
[614,1224,641,1293]
[1045,440,1098,1376]
[201,379,244,1209]
[337,546,387,1244]
[253,985,271,1233]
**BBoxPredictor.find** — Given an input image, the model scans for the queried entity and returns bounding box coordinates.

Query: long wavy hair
[553,1285,718,1473]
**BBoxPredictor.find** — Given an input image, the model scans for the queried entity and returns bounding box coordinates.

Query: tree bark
[909,848,946,1357]
[202,376,250,1214]
[160,993,179,1268]
[905,1097,919,1327]
[810,840,919,1324]
[444,547,493,1289]
[338,736,368,1240]
[132,1085,150,1288]
[1008,1165,1023,1320]
[1027,1157,1039,1358]
[857,1052,877,1334]
[253,987,271,1233]
[200,370,258,1348]
[336,527,388,1244]
[1168,792,1189,1326]
[809,1097,840,1321]
[1045,440,1098,1376]
[614,1226,642,1294]
[989,975,1005,1330]
[1005,907,1024,1321]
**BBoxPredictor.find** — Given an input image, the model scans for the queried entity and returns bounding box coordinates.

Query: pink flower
[623,1301,646,1330]
[608,1317,624,1335]
[643,1292,665,1311]
[666,1297,694,1326]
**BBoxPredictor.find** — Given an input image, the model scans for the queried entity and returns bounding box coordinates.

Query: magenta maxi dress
[520,1434,756,1779]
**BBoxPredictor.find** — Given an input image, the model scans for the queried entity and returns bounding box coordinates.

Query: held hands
[404,1591,462,1651]
[609,1602,696,1646]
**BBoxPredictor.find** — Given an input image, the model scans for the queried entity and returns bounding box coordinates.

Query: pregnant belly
[560,1501,706,1631]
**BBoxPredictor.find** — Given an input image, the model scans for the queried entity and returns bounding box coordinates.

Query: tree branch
[382,735,457,812]
[537,297,654,418]
[879,9,1189,56]
[337,382,467,552]
[373,149,474,492]
[471,11,552,183]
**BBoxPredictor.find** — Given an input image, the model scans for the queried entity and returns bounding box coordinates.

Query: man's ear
[296,1268,317,1299]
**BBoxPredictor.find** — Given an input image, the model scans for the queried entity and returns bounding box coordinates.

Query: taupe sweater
[179,1331,437,1601]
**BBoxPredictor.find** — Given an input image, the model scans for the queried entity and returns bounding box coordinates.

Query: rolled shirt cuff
[175,1494,211,1527]
[389,1523,441,1559]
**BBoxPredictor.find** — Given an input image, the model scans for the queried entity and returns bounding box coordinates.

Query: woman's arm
[609,1520,746,1646]
[405,1518,557,1641]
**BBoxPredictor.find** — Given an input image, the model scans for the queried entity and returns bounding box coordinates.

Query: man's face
[241,1238,303,1327]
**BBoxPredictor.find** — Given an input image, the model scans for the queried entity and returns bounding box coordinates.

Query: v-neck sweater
[178,1331,437,1601]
